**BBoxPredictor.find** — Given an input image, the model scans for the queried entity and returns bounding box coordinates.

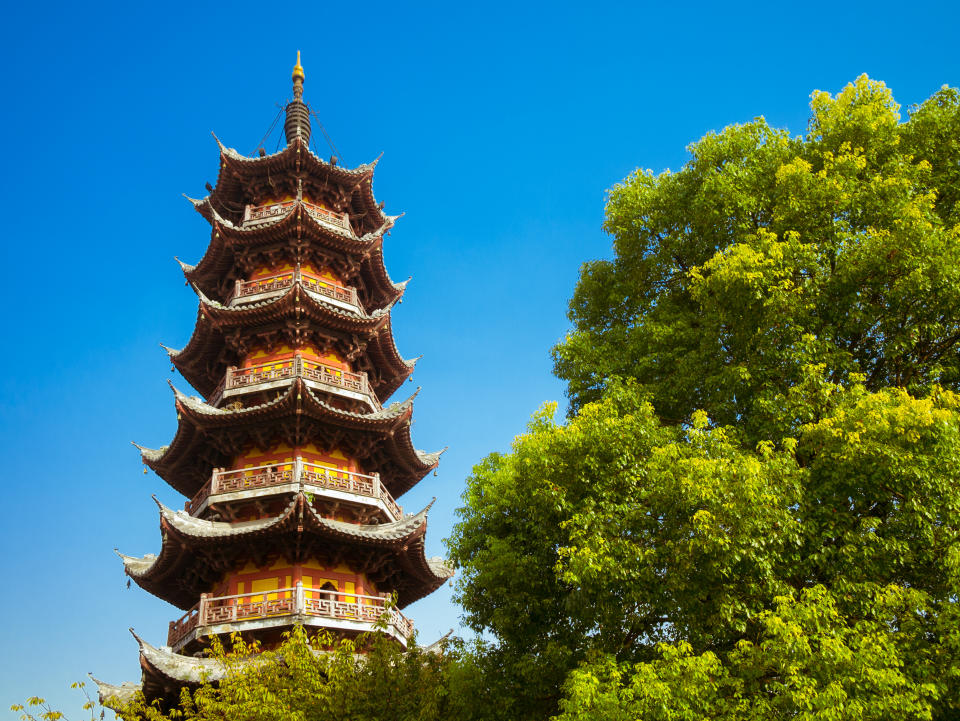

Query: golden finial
[292,51,305,83]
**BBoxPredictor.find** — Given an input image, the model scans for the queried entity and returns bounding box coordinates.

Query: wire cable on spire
[250,107,284,157]
[309,109,344,165]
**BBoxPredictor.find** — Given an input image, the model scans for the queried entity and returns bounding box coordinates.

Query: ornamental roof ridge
[304,145,377,176]
[191,282,222,309]
[207,199,359,241]
[404,354,423,370]
[195,279,378,323]
[90,674,140,708]
[358,219,392,242]
[159,343,180,358]
[133,629,228,683]
[148,492,430,544]
[198,197,240,230]
[169,380,414,422]
[415,446,448,467]
[306,383,417,421]
[357,242,403,292]
[370,298,397,319]
[421,630,454,655]
[427,556,455,580]
[169,381,290,416]
[211,131,233,158]
[115,548,158,578]
[305,500,431,542]
[213,129,376,178]
[174,256,196,274]
[131,441,168,463]
[158,495,298,539]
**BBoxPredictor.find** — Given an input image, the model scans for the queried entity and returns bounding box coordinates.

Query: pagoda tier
[117,495,452,609]
[94,633,229,709]
[135,380,442,498]
[207,136,390,237]
[182,195,406,309]
[166,285,416,402]
[183,454,406,524]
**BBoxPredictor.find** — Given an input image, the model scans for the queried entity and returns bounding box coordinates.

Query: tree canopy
[553,76,960,442]
[449,76,960,721]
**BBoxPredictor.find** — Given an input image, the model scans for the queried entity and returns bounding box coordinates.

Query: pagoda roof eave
[157,494,430,544]
[194,195,384,248]
[415,446,446,468]
[208,136,391,231]
[116,549,159,578]
[167,311,411,401]
[181,216,403,311]
[132,441,168,464]
[194,281,393,333]
[367,319,416,398]
[139,381,433,497]
[171,380,415,427]
[362,243,406,308]
[92,675,141,709]
[120,493,449,608]
[216,134,376,182]
[137,630,228,684]
[175,256,196,274]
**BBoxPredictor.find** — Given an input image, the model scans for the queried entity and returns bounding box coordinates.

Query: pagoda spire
[284,51,311,146]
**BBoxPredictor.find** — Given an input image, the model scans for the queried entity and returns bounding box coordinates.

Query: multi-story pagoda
[94,54,452,706]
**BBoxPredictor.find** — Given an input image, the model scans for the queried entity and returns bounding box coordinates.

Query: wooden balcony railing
[185,457,402,519]
[243,200,351,233]
[243,200,296,225]
[168,584,413,649]
[217,355,380,409]
[230,269,358,307]
[301,200,351,232]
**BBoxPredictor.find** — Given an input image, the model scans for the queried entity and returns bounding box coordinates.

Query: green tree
[553,76,960,442]
[449,76,960,720]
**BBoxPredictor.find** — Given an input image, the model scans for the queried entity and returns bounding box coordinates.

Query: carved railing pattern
[230,269,358,306]
[301,200,351,231]
[227,357,297,387]
[244,200,296,225]
[243,200,351,233]
[297,273,357,304]
[220,355,379,408]
[167,607,200,645]
[185,458,401,519]
[168,585,413,648]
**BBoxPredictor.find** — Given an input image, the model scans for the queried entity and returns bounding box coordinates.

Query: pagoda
[94,54,452,706]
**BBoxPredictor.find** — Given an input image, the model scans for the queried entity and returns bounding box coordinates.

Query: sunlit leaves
[554,76,960,441]
[451,76,960,721]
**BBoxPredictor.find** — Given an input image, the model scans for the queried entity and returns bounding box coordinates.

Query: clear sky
[1,0,957,714]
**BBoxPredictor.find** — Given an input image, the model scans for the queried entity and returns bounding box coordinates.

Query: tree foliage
[553,76,960,441]
[449,77,960,720]
[13,629,476,721]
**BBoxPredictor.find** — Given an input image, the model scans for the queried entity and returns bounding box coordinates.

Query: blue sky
[1,0,958,714]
